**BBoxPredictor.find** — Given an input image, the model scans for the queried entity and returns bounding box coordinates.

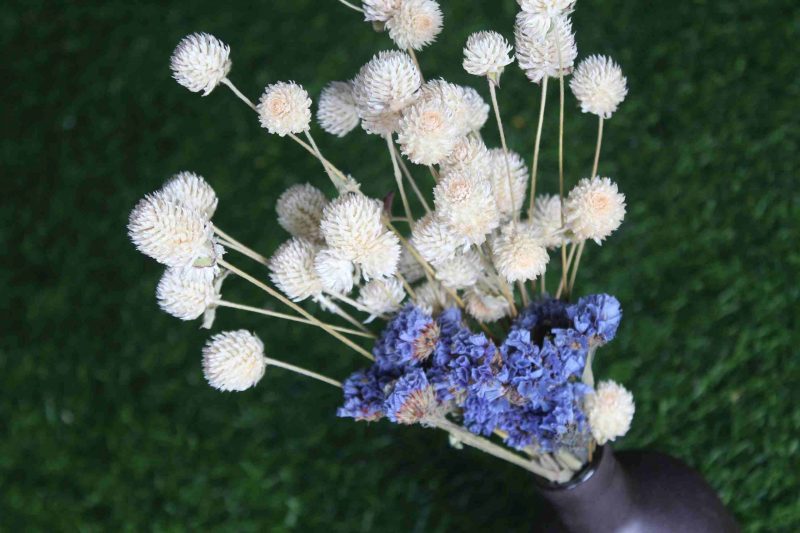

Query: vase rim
[534,445,607,492]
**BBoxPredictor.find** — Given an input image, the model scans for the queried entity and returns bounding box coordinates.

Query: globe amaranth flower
[531,194,565,249]
[170,33,231,96]
[313,248,356,295]
[317,81,360,137]
[410,213,459,266]
[352,50,421,135]
[276,183,328,243]
[585,380,634,445]
[160,171,218,220]
[156,266,220,321]
[373,305,440,370]
[434,169,500,247]
[518,0,576,17]
[570,55,628,119]
[433,250,483,290]
[465,289,511,323]
[397,96,460,165]
[357,278,406,321]
[257,81,313,136]
[515,14,577,84]
[463,31,514,81]
[418,79,489,136]
[385,368,440,424]
[385,0,443,51]
[567,293,622,345]
[565,176,626,244]
[491,223,549,283]
[268,237,323,302]
[488,148,528,221]
[202,330,267,392]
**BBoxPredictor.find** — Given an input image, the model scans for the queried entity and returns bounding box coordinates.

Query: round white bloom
[268,238,323,302]
[385,0,443,51]
[398,247,425,283]
[397,97,460,165]
[492,224,549,282]
[434,250,483,289]
[128,191,215,268]
[317,81,360,137]
[257,81,312,136]
[170,33,231,96]
[362,0,401,22]
[531,194,565,248]
[460,86,490,133]
[488,148,528,221]
[410,213,458,266]
[463,31,514,78]
[586,380,635,445]
[275,183,328,242]
[465,289,510,322]
[314,248,356,294]
[515,15,577,84]
[418,80,489,136]
[360,110,404,137]
[518,0,576,17]
[434,170,500,246]
[570,55,628,119]
[352,51,421,130]
[358,278,406,320]
[441,137,491,177]
[357,230,402,280]
[156,266,219,320]
[414,281,453,314]
[160,171,218,220]
[565,176,626,244]
[202,330,267,392]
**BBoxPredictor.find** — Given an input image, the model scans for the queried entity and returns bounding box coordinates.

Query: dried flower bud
[492,223,549,283]
[257,81,312,136]
[352,51,421,135]
[358,278,406,320]
[410,213,458,266]
[418,80,489,136]
[463,31,514,80]
[415,281,453,314]
[202,330,267,392]
[276,183,328,242]
[465,288,511,322]
[156,266,219,321]
[531,194,566,248]
[515,15,577,84]
[385,0,443,51]
[517,0,576,17]
[160,171,218,220]
[170,33,231,96]
[434,250,483,289]
[362,0,401,22]
[268,238,323,301]
[434,170,500,246]
[488,148,528,221]
[314,248,356,294]
[317,81,360,137]
[565,176,626,244]
[398,247,425,284]
[397,97,460,165]
[586,380,635,445]
[570,55,628,119]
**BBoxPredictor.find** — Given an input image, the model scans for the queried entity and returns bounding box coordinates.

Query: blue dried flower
[385,368,439,425]
[373,305,440,370]
[337,367,395,422]
[567,294,622,345]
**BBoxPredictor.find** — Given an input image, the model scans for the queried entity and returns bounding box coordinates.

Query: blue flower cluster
[337,295,622,452]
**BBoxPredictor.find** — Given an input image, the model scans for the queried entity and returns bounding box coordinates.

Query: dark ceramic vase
[535,446,739,533]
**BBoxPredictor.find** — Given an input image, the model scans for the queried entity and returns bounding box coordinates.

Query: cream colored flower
[565,176,626,244]
[410,213,459,266]
[398,247,425,283]
[492,223,549,283]
[385,0,443,51]
[418,80,489,136]
[356,230,402,280]
[352,51,421,134]
[434,250,483,289]
[570,55,628,119]
[465,288,510,322]
[170,33,231,96]
[156,266,219,321]
[397,97,460,165]
[268,238,323,302]
[202,330,267,392]
[415,281,453,314]
[358,278,406,321]
[276,183,328,242]
[515,15,577,84]
[463,31,514,79]
[314,248,356,294]
[517,0,576,17]
[488,148,528,221]
[317,81,361,137]
[586,380,635,445]
[531,194,565,248]
[434,170,500,246]
[362,0,401,22]
[160,171,218,220]
[440,137,492,177]
[257,81,312,136]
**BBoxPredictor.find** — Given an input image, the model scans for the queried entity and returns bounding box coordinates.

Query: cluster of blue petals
[337,295,622,453]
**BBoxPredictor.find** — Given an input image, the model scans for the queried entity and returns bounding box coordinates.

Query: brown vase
[534,446,739,532]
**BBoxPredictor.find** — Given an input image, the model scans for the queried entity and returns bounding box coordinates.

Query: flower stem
[263,356,343,388]
[221,78,257,111]
[408,48,424,83]
[591,116,604,177]
[386,135,415,224]
[488,80,519,224]
[213,226,269,265]
[327,291,386,319]
[393,143,432,214]
[555,32,568,302]
[315,295,375,335]
[334,0,363,13]
[567,240,586,294]
[527,77,549,217]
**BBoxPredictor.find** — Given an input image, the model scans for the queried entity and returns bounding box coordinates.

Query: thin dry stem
[527,77,549,217]
[264,356,343,388]
[386,135,415,224]
[488,80,518,225]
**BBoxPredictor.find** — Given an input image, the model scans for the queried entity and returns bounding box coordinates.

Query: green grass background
[2,0,798,530]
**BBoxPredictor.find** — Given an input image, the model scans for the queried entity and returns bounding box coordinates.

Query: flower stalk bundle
[129,0,635,484]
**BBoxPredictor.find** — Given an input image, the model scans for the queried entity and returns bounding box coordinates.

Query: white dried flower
[488,148,528,221]
[128,191,216,268]
[156,267,219,321]
[434,250,483,289]
[586,380,635,445]
[385,0,443,51]
[276,183,328,242]
[360,110,404,137]
[460,86,490,132]
[531,194,565,248]
[492,224,549,283]
[362,0,400,22]
[418,80,489,136]
[397,97,460,165]
[441,137,492,177]
[463,31,514,79]
[410,213,458,266]
[415,281,453,314]
[170,33,231,96]
[202,330,267,392]
[314,248,356,294]
[465,289,510,322]
[257,81,312,136]
[434,170,500,246]
[317,81,360,137]
[565,176,626,244]
[320,193,400,279]
[515,15,577,84]
[570,55,628,119]
[268,238,323,302]
[357,278,406,320]
[160,171,218,220]
[398,247,425,283]
[518,0,576,17]
[352,51,421,134]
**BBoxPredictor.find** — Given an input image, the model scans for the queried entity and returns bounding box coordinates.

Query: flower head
[352,51,421,135]
[586,380,635,445]
[441,137,492,177]
[565,176,626,244]
[385,368,439,424]
[160,171,218,220]
[170,33,231,96]
[314,248,356,294]
[492,224,549,282]
[531,194,565,248]
[337,366,393,421]
[385,0,443,51]
[570,55,628,119]
[515,15,577,84]
[567,294,622,345]
[410,213,459,266]
[465,289,511,322]
[362,0,401,23]
[358,278,406,320]
[418,80,489,136]
[463,31,514,80]
[268,238,323,301]
[488,148,528,221]
[415,281,453,314]
[434,250,483,290]
[317,81,361,137]
[397,97,460,165]
[202,330,267,392]
[373,305,440,368]
[257,81,312,136]
[276,183,328,242]
[398,247,425,283]
[517,0,576,17]
[156,267,220,321]
[434,170,500,246]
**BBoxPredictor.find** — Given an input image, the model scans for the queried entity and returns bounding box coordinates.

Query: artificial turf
[2,0,798,530]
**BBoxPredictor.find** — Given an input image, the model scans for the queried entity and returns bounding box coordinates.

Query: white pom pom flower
[515,15,577,84]
[202,330,267,392]
[492,223,549,283]
[362,0,401,22]
[352,51,421,135]
[128,191,216,268]
[565,176,626,244]
[434,170,500,246]
[518,0,576,17]
[268,238,323,302]
[397,97,460,165]
[531,194,566,248]
[276,183,328,242]
[160,171,218,220]
[415,281,453,314]
[397,247,425,283]
[357,231,402,280]
[418,80,489,136]
[385,0,443,51]
[441,137,492,177]
[488,148,529,221]
[156,267,220,321]
[434,250,483,289]
[410,213,458,266]
[463,31,514,80]
[314,248,356,294]
[460,86,491,133]
[170,33,231,96]
[257,81,312,136]
[586,380,635,445]
[465,289,511,322]
[357,278,406,321]
[317,81,360,137]
[570,55,628,119]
